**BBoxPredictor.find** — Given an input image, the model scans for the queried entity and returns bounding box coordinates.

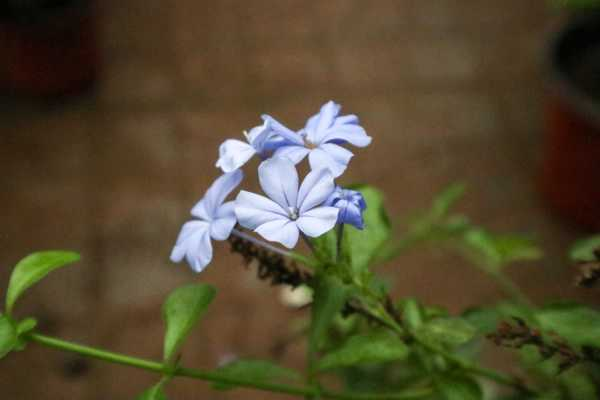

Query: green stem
[26,333,431,400]
[488,270,535,309]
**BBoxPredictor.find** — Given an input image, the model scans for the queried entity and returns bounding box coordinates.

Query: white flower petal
[255,219,300,249]
[296,207,339,237]
[272,145,311,164]
[308,145,353,178]
[258,158,299,210]
[187,230,213,273]
[235,190,287,230]
[320,124,372,148]
[296,168,335,214]
[191,170,243,220]
[170,220,213,273]
[261,115,304,145]
[210,216,237,240]
[215,140,256,173]
[305,101,341,143]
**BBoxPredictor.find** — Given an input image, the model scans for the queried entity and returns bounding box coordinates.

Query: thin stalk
[336,224,344,264]
[27,333,432,400]
[232,228,291,258]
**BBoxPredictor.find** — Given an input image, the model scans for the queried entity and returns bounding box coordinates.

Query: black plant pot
[540,12,600,230]
[0,0,99,97]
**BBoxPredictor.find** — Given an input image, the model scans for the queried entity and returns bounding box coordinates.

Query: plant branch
[26,332,432,400]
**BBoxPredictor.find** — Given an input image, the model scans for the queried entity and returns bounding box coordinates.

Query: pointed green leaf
[537,304,600,347]
[462,229,541,270]
[400,298,423,331]
[570,235,600,262]
[341,185,391,276]
[212,359,301,391]
[0,315,17,359]
[317,332,409,371]
[416,317,477,348]
[16,318,37,336]
[162,284,216,363]
[6,251,80,315]
[435,374,483,400]
[136,384,167,400]
[431,183,466,220]
[309,276,351,358]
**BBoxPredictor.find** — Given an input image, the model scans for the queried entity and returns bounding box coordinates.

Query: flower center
[287,206,299,220]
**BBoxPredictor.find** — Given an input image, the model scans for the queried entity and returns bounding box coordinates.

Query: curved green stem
[26,333,432,400]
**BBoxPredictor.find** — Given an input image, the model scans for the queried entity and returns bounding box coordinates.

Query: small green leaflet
[5,251,80,315]
[416,317,476,348]
[536,304,600,347]
[162,284,216,363]
[435,374,483,400]
[0,315,17,359]
[462,229,542,271]
[136,384,167,400]
[317,332,409,371]
[569,235,600,262]
[211,359,301,390]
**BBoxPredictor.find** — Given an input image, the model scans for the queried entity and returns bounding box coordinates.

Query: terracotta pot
[540,13,600,230]
[0,0,99,97]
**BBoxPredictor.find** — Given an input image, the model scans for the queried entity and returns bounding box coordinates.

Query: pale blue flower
[326,186,367,229]
[171,170,243,272]
[216,120,281,173]
[235,158,339,248]
[262,101,372,177]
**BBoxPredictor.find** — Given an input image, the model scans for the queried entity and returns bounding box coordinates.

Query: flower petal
[261,115,304,145]
[191,170,243,220]
[255,219,300,248]
[216,139,256,173]
[258,158,299,210]
[210,201,237,240]
[210,216,237,240]
[305,101,341,143]
[338,201,364,229]
[170,220,213,273]
[272,145,311,164]
[296,206,339,237]
[320,124,372,148]
[308,144,353,178]
[235,190,287,230]
[297,168,335,214]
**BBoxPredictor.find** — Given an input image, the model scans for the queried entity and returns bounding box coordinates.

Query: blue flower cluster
[171,101,372,272]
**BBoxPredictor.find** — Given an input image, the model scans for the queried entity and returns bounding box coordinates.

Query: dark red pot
[540,14,600,230]
[0,0,98,97]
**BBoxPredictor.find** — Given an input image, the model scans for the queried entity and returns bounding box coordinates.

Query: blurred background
[1,0,600,398]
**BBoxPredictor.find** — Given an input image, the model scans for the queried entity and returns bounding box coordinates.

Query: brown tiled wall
[0,1,590,399]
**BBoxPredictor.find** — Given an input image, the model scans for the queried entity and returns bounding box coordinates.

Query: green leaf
[162,284,216,363]
[435,374,483,400]
[212,359,301,391]
[400,298,423,330]
[16,318,37,336]
[309,276,351,358]
[5,251,80,315]
[316,332,409,371]
[570,235,600,262]
[416,317,476,348]
[462,229,541,271]
[136,384,168,400]
[431,183,466,220]
[536,304,600,347]
[341,185,391,277]
[0,315,17,359]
